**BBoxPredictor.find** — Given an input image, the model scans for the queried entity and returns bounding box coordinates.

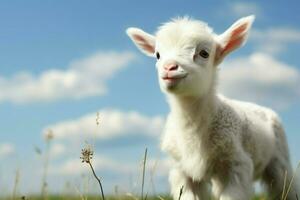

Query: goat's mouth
[162,73,187,80]
[162,74,188,88]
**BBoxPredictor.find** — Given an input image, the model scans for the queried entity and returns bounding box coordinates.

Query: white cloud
[146,157,172,178]
[49,143,66,158]
[0,51,136,104]
[46,154,171,194]
[43,109,164,140]
[219,53,300,110]
[231,2,261,17]
[42,108,166,191]
[0,143,15,158]
[49,154,170,180]
[49,155,134,175]
[251,27,300,54]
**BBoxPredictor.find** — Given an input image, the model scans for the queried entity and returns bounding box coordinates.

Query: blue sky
[0,0,299,196]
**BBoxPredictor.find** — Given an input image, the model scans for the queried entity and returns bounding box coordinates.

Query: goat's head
[127,16,254,97]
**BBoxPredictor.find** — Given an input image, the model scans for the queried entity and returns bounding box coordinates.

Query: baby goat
[127,16,299,200]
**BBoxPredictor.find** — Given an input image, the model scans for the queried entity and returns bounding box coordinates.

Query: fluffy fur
[127,16,299,200]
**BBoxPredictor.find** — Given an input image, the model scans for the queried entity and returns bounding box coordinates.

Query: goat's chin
[160,80,209,97]
[160,78,184,93]
[161,82,196,97]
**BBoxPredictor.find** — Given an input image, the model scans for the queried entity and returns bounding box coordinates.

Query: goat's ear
[126,27,156,57]
[215,15,255,65]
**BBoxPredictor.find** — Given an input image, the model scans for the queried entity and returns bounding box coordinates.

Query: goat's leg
[212,157,254,200]
[169,167,210,200]
[262,157,299,200]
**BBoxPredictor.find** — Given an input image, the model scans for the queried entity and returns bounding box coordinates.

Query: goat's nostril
[169,65,178,71]
[164,64,179,71]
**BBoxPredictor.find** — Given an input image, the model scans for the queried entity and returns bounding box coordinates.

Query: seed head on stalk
[80,145,94,163]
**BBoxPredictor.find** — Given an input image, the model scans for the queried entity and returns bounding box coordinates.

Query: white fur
[127,16,299,200]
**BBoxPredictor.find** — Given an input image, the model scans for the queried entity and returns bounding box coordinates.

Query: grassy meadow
[0,195,268,200]
[0,126,295,200]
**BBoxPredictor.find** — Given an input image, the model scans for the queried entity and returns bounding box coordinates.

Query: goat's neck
[168,91,217,128]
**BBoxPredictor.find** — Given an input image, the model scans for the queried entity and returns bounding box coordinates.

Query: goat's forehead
[155,19,215,48]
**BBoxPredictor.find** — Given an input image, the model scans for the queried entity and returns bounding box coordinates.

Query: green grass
[0,196,172,200]
[0,194,266,200]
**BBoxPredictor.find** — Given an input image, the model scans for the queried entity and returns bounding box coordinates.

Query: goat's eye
[199,50,209,58]
[156,52,160,60]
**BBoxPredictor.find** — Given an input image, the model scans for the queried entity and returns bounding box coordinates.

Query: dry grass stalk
[283,162,300,200]
[178,185,184,200]
[12,168,20,200]
[126,192,139,200]
[74,185,86,200]
[96,112,100,126]
[281,170,288,200]
[141,148,148,200]
[157,196,165,200]
[41,129,54,200]
[80,145,105,200]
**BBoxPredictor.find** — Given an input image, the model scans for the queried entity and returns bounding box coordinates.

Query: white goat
[126,16,299,200]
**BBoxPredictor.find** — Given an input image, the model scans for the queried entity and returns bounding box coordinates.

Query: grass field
[0,195,268,200]
[1,126,297,200]
[0,129,293,200]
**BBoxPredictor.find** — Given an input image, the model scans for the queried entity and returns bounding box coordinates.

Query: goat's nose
[164,63,179,71]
